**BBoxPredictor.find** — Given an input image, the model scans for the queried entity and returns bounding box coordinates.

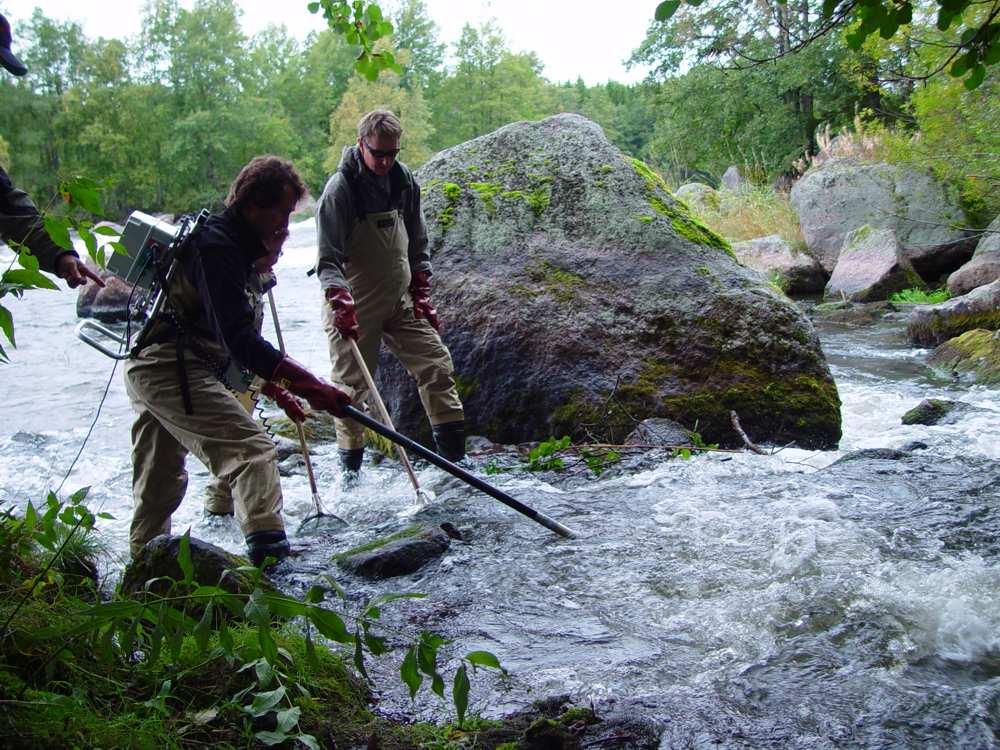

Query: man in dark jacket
[0,13,102,288]
[316,109,465,479]
[125,156,352,565]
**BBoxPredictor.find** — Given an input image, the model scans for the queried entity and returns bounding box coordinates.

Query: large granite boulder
[927,329,1000,384]
[824,226,924,302]
[674,183,720,214]
[906,279,1000,347]
[790,157,967,274]
[947,215,1000,296]
[376,114,841,449]
[721,165,748,192]
[731,234,827,295]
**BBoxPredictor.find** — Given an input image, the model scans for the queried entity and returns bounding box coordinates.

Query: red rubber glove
[270,356,352,418]
[260,381,306,423]
[409,270,440,331]
[325,286,359,340]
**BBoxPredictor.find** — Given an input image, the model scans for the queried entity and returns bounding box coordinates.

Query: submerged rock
[790,157,967,274]
[811,300,897,326]
[927,328,1000,384]
[731,234,827,295]
[900,398,984,425]
[336,524,451,579]
[824,225,924,302]
[906,279,1000,347]
[380,114,841,449]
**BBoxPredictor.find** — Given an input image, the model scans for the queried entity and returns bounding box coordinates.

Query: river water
[2,222,999,747]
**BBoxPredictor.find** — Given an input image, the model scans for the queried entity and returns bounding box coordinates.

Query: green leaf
[964,63,986,90]
[305,585,325,604]
[307,1,320,12]
[258,623,278,664]
[654,0,681,22]
[260,593,308,618]
[464,650,504,672]
[218,615,234,655]
[78,226,97,257]
[276,706,301,734]
[296,734,321,750]
[43,217,73,250]
[177,529,194,584]
[62,177,103,214]
[4,268,59,291]
[453,663,470,727]
[984,38,1000,65]
[353,629,369,681]
[431,672,445,698]
[255,658,275,688]
[247,685,286,717]
[821,0,840,17]
[255,730,289,746]
[109,240,129,256]
[0,304,14,348]
[364,632,388,656]
[309,608,352,643]
[193,602,214,653]
[17,249,40,271]
[401,647,422,699]
[92,225,119,237]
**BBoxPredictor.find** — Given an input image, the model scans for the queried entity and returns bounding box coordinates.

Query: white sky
[1,0,655,85]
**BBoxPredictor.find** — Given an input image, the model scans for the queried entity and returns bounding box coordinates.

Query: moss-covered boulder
[790,157,968,275]
[947,214,1000,297]
[731,234,827,295]
[120,534,276,602]
[927,329,1000,384]
[900,398,984,425]
[906,279,1000,347]
[376,114,840,449]
[824,225,924,302]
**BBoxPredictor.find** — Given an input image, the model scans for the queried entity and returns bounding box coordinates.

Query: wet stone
[901,398,983,426]
[336,524,451,579]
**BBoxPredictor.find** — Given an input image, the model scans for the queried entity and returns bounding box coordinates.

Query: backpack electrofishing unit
[75,209,209,360]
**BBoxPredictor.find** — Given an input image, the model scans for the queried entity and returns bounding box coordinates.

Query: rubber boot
[339,447,364,488]
[245,529,290,567]
[432,421,466,462]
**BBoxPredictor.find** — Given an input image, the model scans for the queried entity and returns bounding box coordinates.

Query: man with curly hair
[125,156,352,566]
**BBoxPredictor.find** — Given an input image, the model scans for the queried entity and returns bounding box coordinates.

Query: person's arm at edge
[315,175,353,292]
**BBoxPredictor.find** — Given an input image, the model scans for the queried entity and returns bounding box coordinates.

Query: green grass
[889,287,950,304]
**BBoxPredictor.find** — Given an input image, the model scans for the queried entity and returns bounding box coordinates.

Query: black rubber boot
[432,420,466,462]
[245,529,290,567]
[339,447,364,472]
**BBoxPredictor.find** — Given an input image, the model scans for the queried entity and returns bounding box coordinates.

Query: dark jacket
[315,145,431,291]
[144,207,282,380]
[0,166,75,273]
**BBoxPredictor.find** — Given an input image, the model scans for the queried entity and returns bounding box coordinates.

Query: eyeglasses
[363,140,400,160]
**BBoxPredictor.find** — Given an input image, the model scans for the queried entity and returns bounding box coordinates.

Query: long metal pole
[348,338,423,498]
[342,405,576,538]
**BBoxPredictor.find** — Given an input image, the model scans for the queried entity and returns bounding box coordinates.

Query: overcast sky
[2,0,656,85]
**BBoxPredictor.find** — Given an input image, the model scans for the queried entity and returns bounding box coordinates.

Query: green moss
[551,358,841,449]
[634,214,655,224]
[525,185,551,217]
[528,260,586,303]
[848,224,873,245]
[508,282,542,299]
[469,181,502,216]
[454,373,479,401]
[908,309,1000,347]
[332,524,424,562]
[696,266,712,277]
[365,426,398,460]
[558,706,598,725]
[928,328,1000,384]
[594,164,614,175]
[438,182,462,230]
[628,157,734,257]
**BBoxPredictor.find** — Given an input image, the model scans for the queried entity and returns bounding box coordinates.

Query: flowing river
[3,221,999,747]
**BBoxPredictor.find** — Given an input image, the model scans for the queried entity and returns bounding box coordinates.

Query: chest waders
[124,256,287,564]
[324,207,464,455]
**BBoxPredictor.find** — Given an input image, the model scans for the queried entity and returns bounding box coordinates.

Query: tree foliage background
[0,0,996,222]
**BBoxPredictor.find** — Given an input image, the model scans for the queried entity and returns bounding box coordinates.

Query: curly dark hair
[225,155,306,211]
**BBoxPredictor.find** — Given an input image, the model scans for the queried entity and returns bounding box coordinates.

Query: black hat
[0,14,28,76]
